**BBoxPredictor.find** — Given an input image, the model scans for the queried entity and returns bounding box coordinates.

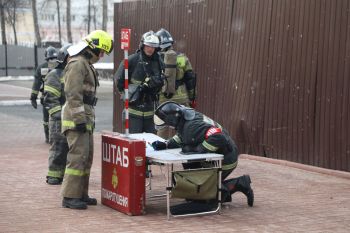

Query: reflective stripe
[129,108,154,117]
[65,168,85,176]
[59,77,64,83]
[48,105,61,115]
[47,170,64,178]
[44,85,61,97]
[62,120,93,131]
[202,140,218,152]
[71,106,85,114]
[62,120,75,127]
[222,161,238,171]
[143,111,154,117]
[32,90,39,95]
[173,135,182,144]
[177,55,186,68]
[205,127,222,139]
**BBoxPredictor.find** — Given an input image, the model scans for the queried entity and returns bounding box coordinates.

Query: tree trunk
[87,0,91,33]
[12,7,17,45]
[66,0,72,43]
[0,0,7,45]
[32,0,41,46]
[93,6,96,30]
[55,0,61,45]
[102,0,107,31]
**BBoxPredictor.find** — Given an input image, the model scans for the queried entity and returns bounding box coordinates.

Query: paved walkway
[0,82,350,232]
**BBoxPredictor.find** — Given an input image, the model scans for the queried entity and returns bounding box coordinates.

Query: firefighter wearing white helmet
[114,30,164,133]
[61,30,113,209]
[155,28,197,139]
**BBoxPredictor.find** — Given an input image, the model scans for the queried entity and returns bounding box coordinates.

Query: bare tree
[93,5,97,30]
[66,0,72,43]
[5,0,25,45]
[0,0,7,45]
[54,0,61,44]
[87,0,91,33]
[102,0,107,31]
[32,0,41,46]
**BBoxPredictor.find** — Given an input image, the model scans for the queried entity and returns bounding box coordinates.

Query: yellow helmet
[84,30,114,55]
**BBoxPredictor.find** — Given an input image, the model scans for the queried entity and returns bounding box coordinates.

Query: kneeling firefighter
[151,101,254,206]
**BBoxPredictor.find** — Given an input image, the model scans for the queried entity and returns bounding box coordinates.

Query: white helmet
[140,31,159,48]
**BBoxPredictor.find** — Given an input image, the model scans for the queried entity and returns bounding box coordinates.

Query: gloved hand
[151,140,167,150]
[75,123,87,133]
[189,100,196,108]
[164,93,173,99]
[30,93,38,109]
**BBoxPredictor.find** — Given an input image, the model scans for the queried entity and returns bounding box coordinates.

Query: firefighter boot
[46,176,62,185]
[220,184,232,203]
[62,197,87,209]
[223,175,254,207]
[81,195,97,205]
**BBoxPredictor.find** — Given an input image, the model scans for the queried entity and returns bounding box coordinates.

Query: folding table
[129,133,223,220]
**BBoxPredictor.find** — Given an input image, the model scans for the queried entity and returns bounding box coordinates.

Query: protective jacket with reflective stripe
[159,50,195,105]
[31,62,49,96]
[115,50,163,118]
[168,112,238,170]
[43,67,65,119]
[62,54,98,133]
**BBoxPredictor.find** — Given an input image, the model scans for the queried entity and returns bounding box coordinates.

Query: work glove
[75,123,87,133]
[30,93,38,109]
[151,140,167,150]
[189,100,196,108]
[164,93,173,99]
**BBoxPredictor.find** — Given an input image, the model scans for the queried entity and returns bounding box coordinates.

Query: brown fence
[113,0,350,172]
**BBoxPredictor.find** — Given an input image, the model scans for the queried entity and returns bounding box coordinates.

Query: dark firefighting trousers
[47,118,68,179]
[61,130,94,198]
[42,100,50,142]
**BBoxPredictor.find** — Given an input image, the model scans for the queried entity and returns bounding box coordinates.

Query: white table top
[128,133,223,164]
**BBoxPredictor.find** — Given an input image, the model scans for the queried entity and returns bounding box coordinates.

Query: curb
[0,76,34,82]
[0,99,33,106]
[240,154,350,180]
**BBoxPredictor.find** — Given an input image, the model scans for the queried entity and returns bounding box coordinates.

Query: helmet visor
[154,114,165,127]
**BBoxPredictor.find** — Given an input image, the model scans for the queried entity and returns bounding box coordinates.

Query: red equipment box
[101,133,146,215]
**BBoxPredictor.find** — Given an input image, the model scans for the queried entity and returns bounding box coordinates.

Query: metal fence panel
[113,0,350,172]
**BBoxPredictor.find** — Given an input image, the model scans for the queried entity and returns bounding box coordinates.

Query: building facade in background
[1,0,115,46]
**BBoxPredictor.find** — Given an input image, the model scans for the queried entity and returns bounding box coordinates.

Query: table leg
[166,164,171,220]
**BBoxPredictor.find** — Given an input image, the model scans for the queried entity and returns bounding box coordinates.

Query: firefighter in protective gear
[43,44,71,185]
[152,101,254,206]
[114,31,164,133]
[30,46,58,144]
[61,30,113,209]
[155,28,197,139]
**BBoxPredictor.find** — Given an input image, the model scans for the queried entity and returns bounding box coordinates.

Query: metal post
[120,28,131,136]
[124,49,129,136]
[4,42,7,76]
[34,44,38,69]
